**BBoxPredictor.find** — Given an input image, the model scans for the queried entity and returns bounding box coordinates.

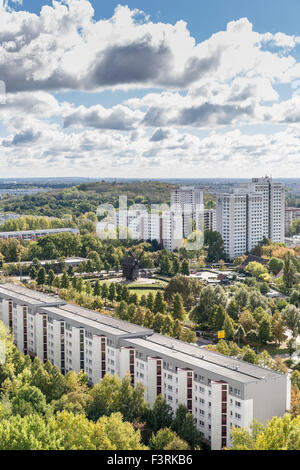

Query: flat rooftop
[57,303,153,336]
[40,305,132,337]
[144,334,284,382]
[0,228,78,236]
[0,283,65,306]
[0,283,286,383]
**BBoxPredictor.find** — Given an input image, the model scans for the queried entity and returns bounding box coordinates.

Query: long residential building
[216,177,285,260]
[0,283,290,450]
[0,227,80,241]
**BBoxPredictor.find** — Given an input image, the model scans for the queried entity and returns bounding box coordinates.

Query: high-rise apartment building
[0,283,290,451]
[171,187,204,238]
[204,209,216,232]
[285,207,300,235]
[216,177,285,260]
[97,208,183,251]
[249,177,285,243]
[216,192,248,260]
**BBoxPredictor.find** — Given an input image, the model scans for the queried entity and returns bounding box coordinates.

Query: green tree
[283,252,297,290]
[115,301,129,321]
[108,283,116,302]
[47,269,55,286]
[258,315,272,344]
[204,230,226,262]
[93,280,102,297]
[181,259,190,276]
[152,313,166,333]
[60,272,70,289]
[11,385,48,417]
[282,304,300,337]
[160,255,173,276]
[146,292,154,311]
[153,291,167,314]
[239,310,258,334]
[234,288,249,311]
[227,299,239,321]
[102,283,108,304]
[213,305,226,331]
[160,315,174,336]
[223,314,235,341]
[0,414,63,450]
[242,346,257,364]
[146,395,173,433]
[172,293,186,321]
[179,328,197,343]
[271,312,286,346]
[268,257,284,276]
[37,267,46,286]
[117,373,148,423]
[172,404,201,449]
[75,277,84,293]
[149,428,189,450]
[229,416,300,450]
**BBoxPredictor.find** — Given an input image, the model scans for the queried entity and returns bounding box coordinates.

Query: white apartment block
[171,187,204,238]
[216,193,248,260]
[0,228,79,241]
[248,177,285,243]
[216,177,285,260]
[285,208,300,235]
[204,209,216,232]
[98,208,183,251]
[0,283,290,450]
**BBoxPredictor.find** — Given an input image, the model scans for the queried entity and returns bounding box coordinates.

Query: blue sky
[17,0,300,38]
[1,0,300,178]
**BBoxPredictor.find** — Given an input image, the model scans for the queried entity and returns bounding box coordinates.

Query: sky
[1,1,300,178]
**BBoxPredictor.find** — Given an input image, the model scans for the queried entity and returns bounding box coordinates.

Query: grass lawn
[257,344,289,356]
[128,288,164,299]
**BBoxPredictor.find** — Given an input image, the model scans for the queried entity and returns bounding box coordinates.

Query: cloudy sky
[1,0,300,178]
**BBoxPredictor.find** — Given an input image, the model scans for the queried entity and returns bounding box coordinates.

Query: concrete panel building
[204,209,216,232]
[285,208,300,235]
[0,283,290,450]
[171,186,204,238]
[0,227,79,241]
[216,177,285,260]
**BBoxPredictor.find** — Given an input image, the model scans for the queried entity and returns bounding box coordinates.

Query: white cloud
[63,103,143,131]
[1,1,300,176]
[0,3,299,93]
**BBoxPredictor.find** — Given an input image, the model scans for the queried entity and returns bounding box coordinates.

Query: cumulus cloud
[63,104,142,131]
[1,1,300,177]
[0,2,298,93]
[3,128,41,146]
[150,128,171,141]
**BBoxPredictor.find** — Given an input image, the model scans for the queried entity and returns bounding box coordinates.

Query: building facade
[98,208,183,251]
[216,177,285,260]
[204,209,216,232]
[171,187,204,238]
[0,283,290,450]
[0,227,79,241]
[285,208,300,235]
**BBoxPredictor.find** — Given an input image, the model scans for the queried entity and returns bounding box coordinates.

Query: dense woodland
[0,181,216,218]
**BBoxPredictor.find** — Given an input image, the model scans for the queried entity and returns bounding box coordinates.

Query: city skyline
[1,1,300,178]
